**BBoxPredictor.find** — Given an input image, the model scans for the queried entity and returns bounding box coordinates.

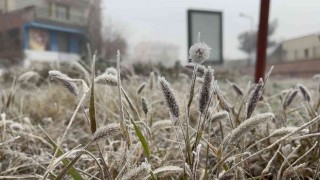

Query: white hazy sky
[102,0,320,63]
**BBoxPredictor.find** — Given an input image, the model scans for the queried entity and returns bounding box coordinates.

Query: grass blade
[39,126,83,180]
[89,54,97,134]
[89,82,97,133]
[131,118,150,158]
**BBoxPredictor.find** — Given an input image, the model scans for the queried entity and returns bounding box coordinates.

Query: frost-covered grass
[2,45,320,179]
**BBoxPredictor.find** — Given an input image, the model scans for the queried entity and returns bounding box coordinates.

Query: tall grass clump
[3,37,320,180]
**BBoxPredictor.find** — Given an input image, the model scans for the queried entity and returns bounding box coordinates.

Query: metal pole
[255,0,270,83]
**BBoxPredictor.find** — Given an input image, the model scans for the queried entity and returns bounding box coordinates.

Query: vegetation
[1,42,320,179]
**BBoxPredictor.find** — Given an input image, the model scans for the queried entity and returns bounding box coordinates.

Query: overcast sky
[102,0,320,63]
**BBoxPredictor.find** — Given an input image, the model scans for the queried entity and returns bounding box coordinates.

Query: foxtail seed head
[246,78,264,118]
[226,113,274,144]
[94,73,118,86]
[49,70,79,96]
[158,77,180,118]
[141,97,149,115]
[199,66,214,114]
[297,84,311,102]
[92,123,120,142]
[284,89,298,109]
[122,162,151,180]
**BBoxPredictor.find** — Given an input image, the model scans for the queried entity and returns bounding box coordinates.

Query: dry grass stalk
[0,136,20,146]
[214,81,231,113]
[116,50,131,147]
[282,163,306,179]
[192,144,202,179]
[149,72,155,90]
[227,80,243,97]
[261,145,281,176]
[185,63,205,76]
[218,172,235,180]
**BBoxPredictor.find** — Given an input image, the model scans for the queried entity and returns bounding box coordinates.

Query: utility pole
[255,0,270,83]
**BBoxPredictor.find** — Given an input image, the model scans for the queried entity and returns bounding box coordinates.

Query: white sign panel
[188,10,223,63]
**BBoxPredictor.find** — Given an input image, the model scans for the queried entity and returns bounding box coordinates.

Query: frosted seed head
[48,70,79,96]
[137,82,146,94]
[284,89,298,109]
[227,113,274,144]
[18,71,40,83]
[141,97,149,115]
[297,84,311,102]
[246,78,264,118]
[122,162,151,180]
[94,73,118,86]
[282,163,307,179]
[10,122,24,132]
[189,42,211,64]
[105,67,118,76]
[92,123,121,142]
[199,66,214,114]
[158,77,180,118]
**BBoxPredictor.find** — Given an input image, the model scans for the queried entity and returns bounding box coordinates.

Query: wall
[0,0,16,12]
[282,34,320,61]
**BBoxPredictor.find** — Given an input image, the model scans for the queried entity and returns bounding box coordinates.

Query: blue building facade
[0,1,90,66]
[23,22,84,53]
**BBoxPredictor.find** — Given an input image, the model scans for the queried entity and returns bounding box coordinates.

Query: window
[305,49,309,58]
[0,33,3,52]
[56,4,69,20]
[294,50,298,60]
[49,3,53,17]
[57,33,69,52]
[8,28,20,50]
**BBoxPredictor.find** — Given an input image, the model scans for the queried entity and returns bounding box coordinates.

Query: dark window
[57,33,69,52]
[56,4,69,20]
[49,3,53,17]
[294,50,298,60]
[305,49,309,58]
[7,28,20,50]
[0,33,3,52]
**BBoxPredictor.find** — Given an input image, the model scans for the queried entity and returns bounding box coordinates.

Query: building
[0,0,92,66]
[269,33,320,62]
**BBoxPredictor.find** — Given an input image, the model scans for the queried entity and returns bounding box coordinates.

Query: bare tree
[238,19,278,63]
[87,0,103,54]
[87,0,127,67]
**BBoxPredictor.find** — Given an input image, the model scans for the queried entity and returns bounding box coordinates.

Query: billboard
[188,10,223,64]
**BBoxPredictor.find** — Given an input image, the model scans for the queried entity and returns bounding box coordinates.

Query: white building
[282,34,320,61]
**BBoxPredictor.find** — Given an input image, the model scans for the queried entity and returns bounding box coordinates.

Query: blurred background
[0,0,320,78]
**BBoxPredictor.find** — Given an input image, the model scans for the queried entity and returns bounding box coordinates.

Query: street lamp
[239,13,254,66]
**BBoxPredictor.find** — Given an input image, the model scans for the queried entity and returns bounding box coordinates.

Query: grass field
[1,56,320,180]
